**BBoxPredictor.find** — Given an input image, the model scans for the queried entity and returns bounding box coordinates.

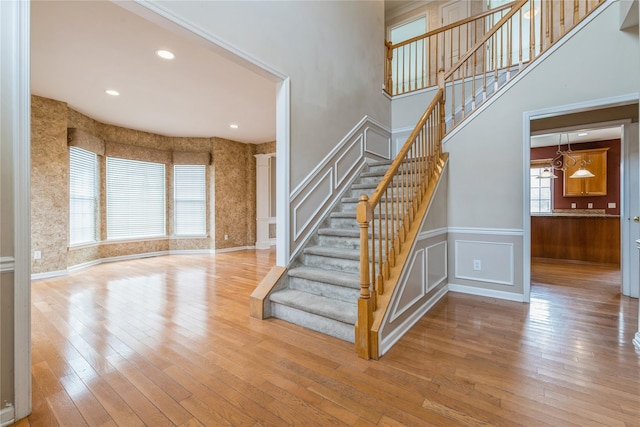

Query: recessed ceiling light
[156,50,175,60]
[105,89,120,96]
[230,124,239,129]
[577,132,588,137]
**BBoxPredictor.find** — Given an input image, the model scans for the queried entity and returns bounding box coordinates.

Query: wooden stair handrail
[368,89,443,208]
[356,89,445,359]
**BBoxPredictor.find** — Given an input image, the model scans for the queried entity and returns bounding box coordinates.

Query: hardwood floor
[14,252,640,426]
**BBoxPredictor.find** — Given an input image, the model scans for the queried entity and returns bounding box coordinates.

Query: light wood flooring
[13,252,640,426]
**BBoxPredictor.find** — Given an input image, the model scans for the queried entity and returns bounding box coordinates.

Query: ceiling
[530,126,622,148]
[30,1,276,143]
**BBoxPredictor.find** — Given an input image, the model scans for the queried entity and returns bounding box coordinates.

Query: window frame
[530,159,553,214]
[69,146,99,246]
[106,156,167,240]
[173,164,207,237]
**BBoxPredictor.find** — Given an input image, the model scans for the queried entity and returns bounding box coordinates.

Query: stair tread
[270,289,357,324]
[317,228,360,237]
[288,266,360,289]
[304,245,360,260]
[359,170,386,178]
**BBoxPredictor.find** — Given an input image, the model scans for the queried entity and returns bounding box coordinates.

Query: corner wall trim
[447,283,525,302]
[0,406,15,427]
[0,256,15,273]
[418,227,448,240]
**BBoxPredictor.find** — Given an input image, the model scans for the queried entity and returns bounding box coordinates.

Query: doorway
[523,98,640,306]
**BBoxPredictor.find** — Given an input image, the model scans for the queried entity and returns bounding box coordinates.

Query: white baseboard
[31,269,69,281]
[32,247,259,279]
[1,405,15,427]
[168,249,214,255]
[213,245,256,254]
[379,286,448,357]
[447,282,525,302]
[633,332,640,350]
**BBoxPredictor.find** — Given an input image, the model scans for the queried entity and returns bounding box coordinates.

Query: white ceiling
[530,126,622,148]
[30,1,276,144]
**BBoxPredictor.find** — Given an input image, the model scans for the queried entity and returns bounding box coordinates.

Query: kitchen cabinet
[563,148,608,197]
[531,215,620,265]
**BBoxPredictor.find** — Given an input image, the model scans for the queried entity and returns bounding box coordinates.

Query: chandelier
[536,133,594,179]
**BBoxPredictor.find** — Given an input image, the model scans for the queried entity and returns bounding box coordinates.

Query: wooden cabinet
[563,148,608,197]
[531,215,620,265]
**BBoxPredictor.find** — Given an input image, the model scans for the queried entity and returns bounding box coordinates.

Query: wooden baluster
[378,197,385,293]
[560,0,565,34]
[548,0,553,45]
[530,0,535,61]
[519,7,523,68]
[385,41,393,94]
[573,0,579,27]
[537,0,543,54]
[356,195,373,359]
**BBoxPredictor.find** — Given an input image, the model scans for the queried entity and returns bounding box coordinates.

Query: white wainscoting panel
[364,126,391,159]
[289,116,391,260]
[390,248,425,322]
[427,241,447,290]
[292,169,333,240]
[454,240,515,286]
[334,136,363,188]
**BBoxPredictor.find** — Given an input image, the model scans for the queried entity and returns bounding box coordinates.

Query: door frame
[522,93,639,303]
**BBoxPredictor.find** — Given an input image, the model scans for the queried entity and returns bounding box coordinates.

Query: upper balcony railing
[385,2,515,96]
[443,0,605,131]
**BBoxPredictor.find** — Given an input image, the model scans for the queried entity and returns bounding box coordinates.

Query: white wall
[155,1,390,190]
[444,1,639,297]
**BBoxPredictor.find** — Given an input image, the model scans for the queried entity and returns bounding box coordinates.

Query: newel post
[385,40,393,94]
[355,194,373,359]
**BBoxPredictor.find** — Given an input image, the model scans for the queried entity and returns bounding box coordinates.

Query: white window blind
[174,165,206,236]
[106,157,166,239]
[69,147,98,245]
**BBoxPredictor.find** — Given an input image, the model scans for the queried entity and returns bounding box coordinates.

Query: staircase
[269,160,396,342]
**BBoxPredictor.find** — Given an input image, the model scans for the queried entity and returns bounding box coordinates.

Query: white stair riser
[288,276,359,302]
[318,234,385,250]
[271,303,355,343]
[304,253,359,274]
[330,217,359,229]
[358,175,385,185]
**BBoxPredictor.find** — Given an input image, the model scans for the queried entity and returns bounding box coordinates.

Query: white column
[255,153,275,250]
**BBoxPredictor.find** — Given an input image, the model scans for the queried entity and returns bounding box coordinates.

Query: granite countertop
[532,212,620,218]
[532,213,620,218]
[532,208,619,218]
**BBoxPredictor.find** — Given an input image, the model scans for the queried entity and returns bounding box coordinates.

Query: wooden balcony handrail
[385,2,516,95]
[389,2,517,50]
[442,0,605,131]
[443,0,528,82]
